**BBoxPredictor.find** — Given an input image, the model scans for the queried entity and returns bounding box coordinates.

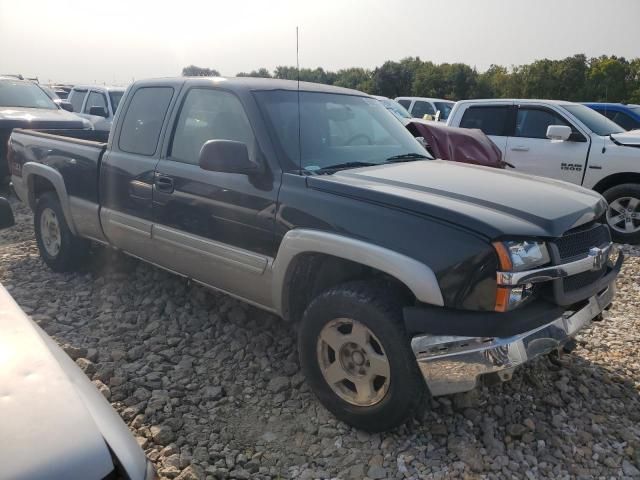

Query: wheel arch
[271,229,444,321]
[23,162,78,235]
[592,172,640,194]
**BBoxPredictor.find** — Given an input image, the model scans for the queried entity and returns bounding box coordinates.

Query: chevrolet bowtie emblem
[588,246,607,271]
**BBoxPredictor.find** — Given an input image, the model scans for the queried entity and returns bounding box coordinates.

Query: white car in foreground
[447,99,640,243]
[0,199,155,480]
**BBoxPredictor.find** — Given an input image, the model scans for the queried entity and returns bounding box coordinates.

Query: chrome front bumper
[411,283,615,396]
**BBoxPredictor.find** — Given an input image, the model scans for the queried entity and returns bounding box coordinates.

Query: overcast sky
[1,0,638,85]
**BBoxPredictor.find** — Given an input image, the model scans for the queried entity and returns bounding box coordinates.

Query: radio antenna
[296,26,302,174]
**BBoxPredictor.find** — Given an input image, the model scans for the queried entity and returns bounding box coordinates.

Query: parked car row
[8,76,623,431]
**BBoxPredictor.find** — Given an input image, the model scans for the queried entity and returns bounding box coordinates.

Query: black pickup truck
[9,77,623,431]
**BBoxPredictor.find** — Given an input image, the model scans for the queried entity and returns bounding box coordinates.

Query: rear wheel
[34,192,90,272]
[603,184,640,244]
[298,280,427,431]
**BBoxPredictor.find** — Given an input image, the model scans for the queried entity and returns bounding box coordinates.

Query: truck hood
[308,160,606,239]
[610,129,640,147]
[0,107,88,130]
[0,285,147,480]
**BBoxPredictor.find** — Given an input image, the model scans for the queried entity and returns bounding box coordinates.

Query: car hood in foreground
[308,160,606,239]
[610,130,640,147]
[0,106,87,129]
[0,285,147,480]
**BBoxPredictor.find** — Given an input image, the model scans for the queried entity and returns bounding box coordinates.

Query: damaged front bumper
[411,282,615,396]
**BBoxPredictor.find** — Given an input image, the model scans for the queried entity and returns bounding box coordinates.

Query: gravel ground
[1,196,640,480]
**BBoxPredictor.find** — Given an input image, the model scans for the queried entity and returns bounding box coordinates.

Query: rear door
[99,84,176,261]
[504,104,590,183]
[457,103,514,157]
[152,86,279,307]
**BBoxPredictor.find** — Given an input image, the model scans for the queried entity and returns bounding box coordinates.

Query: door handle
[155,175,174,193]
[510,146,529,152]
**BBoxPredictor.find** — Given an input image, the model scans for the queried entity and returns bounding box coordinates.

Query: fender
[21,162,78,235]
[270,229,445,315]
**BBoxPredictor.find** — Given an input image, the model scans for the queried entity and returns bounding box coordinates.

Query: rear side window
[411,100,436,118]
[460,106,510,136]
[84,91,107,114]
[515,107,571,139]
[69,89,87,112]
[397,99,411,109]
[118,87,173,156]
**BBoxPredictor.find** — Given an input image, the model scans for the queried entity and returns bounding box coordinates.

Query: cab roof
[131,76,368,96]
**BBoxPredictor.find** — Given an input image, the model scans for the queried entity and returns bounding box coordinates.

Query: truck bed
[9,129,107,204]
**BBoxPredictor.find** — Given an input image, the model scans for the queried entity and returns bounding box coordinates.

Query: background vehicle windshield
[563,104,625,136]
[434,101,454,120]
[255,90,429,172]
[0,80,57,109]
[109,91,124,112]
[379,98,412,120]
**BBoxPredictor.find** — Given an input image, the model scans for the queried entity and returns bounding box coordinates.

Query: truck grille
[554,223,611,262]
[563,267,607,292]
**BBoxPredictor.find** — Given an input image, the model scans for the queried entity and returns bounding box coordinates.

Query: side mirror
[59,100,74,112]
[0,197,15,230]
[89,106,108,117]
[546,125,571,141]
[198,140,259,175]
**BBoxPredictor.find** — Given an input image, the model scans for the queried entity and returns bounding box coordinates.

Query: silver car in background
[67,85,126,132]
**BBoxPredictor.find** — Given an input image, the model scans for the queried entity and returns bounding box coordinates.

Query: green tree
[586,55,630,102]
[236,68,272,78]
[181,65,220,77]
[333,68,373,92]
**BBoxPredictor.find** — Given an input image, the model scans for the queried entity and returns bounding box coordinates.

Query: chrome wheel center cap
[352,351,365,366]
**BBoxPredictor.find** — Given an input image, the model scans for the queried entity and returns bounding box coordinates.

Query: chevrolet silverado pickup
[448,99,640,243]
[9,77,623,431]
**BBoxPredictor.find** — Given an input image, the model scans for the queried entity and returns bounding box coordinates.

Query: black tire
[34,192,90,272]
[602,183,640,244]
[298,280,427,431]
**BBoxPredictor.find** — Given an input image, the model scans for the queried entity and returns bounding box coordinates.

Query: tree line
[182,54,640,103]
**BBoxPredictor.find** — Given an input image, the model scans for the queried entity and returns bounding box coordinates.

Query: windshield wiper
[384,153,430,163]
[313,161,378,174]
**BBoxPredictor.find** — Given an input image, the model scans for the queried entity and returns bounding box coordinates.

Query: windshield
[434,101,454,120]
[379,98,412,120]
[109,91,124,112]
[563,104,625,136]
[0,80,58,109]
[255,90,430,172]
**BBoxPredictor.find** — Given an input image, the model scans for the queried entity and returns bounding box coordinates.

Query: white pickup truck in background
[447,99,640,243]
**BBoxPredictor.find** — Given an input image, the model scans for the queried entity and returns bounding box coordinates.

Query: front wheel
[34,192,90,272]
[298,280,427,431]
[603,184,640,244]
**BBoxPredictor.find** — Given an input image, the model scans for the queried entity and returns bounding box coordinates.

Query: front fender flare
[271,229,444,315]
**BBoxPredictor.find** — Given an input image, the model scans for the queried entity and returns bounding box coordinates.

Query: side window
[170,88,255,165]
[397,99,411,109]
[119,87,173,156]
[411,101,436,118]
[611,112,639,131]
[84,91,107,114]
[601,109,618,121]
[515,107,571,139]
[460,106,510,136]
[69,89,87,112]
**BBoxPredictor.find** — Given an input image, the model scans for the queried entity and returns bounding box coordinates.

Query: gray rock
[267,376,290,393]
[150,424,175,444]
[367,465,388,479]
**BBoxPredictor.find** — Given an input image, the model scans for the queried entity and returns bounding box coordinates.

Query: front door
[152,87,279,308]
[504,105,590,184]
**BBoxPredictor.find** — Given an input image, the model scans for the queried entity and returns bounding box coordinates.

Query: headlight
[492,240,550,311]
[494,240,550,272]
